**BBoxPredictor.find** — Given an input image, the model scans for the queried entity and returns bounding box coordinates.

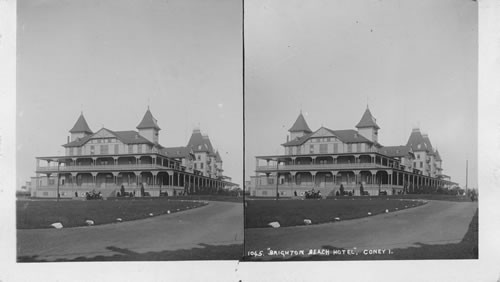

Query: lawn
[17,198,207,229]
[245,198,426,228]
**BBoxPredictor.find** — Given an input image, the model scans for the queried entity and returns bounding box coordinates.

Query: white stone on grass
[167,210,171,214]
[149,213,154,217]
[85,220,94,226]
[116,218,122,222]
[304,219,312,225]
[334,217,341,221]
[268,222,280,228]
[367,212,372,216]
[51,222,63,229]
[385,209,389,213]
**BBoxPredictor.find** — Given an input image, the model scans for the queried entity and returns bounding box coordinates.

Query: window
[90,145,95,154]
[77,147,82,155]
[194,163,197,169]
[197,155,201,160]
[201,163,204,169]
[309,145,314,154]
[138,144,142,153]
[347,144,352,153]
[297,146,301,154]
[417,154,420,159]
[333,143,338,153]
[114,144,119,154]
[100,144,108,155]
[357,143,361,152]
[420,162,423,168]
[48,179,55,185]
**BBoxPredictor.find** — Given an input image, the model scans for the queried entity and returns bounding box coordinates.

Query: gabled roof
[162,146,193,159]
[136,109,161,130]
[187,129,215,153]
[355,108,380,129]
[282,127,372,146]
[289,112,312,133]
[70,113,93,134]
[63,129,154,147]
[379,145,414,158]
[113,130,155,145]
[406,128,430,152]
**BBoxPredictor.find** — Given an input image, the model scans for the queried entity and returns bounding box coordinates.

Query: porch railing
[36,164,172,172]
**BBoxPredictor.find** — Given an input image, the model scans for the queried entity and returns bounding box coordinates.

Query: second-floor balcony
[36,163,173,173]
[256,163,389,172]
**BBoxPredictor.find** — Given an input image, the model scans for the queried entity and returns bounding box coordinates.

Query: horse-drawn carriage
[305,189,322,199]
[85,190,102,200]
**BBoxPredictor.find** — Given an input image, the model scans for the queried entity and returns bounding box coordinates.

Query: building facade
[253,108,456,197]
[33,108,232,198]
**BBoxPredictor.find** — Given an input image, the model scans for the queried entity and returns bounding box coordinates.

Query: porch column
[112,172,119,185]
[91,172,97,187]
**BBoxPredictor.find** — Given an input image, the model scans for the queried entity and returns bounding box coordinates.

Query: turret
[288,111,312,140]
[136,108,161,144]
[69,112,93,141]
[355,106,380,143]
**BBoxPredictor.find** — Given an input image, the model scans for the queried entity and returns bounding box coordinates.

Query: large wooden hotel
[32,108,233,198]
[251,107,456,197]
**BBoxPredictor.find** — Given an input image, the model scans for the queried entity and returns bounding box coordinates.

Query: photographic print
[244,0,478,261]
[16,0,243,262]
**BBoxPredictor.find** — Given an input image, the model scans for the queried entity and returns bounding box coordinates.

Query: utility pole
[466,160,468,196]
[56,160,61,202]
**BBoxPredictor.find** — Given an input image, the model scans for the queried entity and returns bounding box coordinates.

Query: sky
[245,0,478,189]
[16,0,243,188]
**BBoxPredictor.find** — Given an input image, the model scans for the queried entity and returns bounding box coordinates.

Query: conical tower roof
[355,107,380,129]
[70,113,93,134]
[136,108,161,130]
[288,112,312,133]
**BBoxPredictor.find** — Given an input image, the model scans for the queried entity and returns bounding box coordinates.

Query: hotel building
[252,108,456,197]
[33,108,231,198]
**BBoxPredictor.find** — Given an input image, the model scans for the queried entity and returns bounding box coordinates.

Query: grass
[245,198,426,228]
[17,198,207,229]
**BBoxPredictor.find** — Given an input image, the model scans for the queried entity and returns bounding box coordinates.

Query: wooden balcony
[256,163,388,172]
[36,163,172,173]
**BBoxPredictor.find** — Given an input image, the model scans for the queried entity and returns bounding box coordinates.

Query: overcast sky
[17,0,243,187]
[245,0,478,188]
